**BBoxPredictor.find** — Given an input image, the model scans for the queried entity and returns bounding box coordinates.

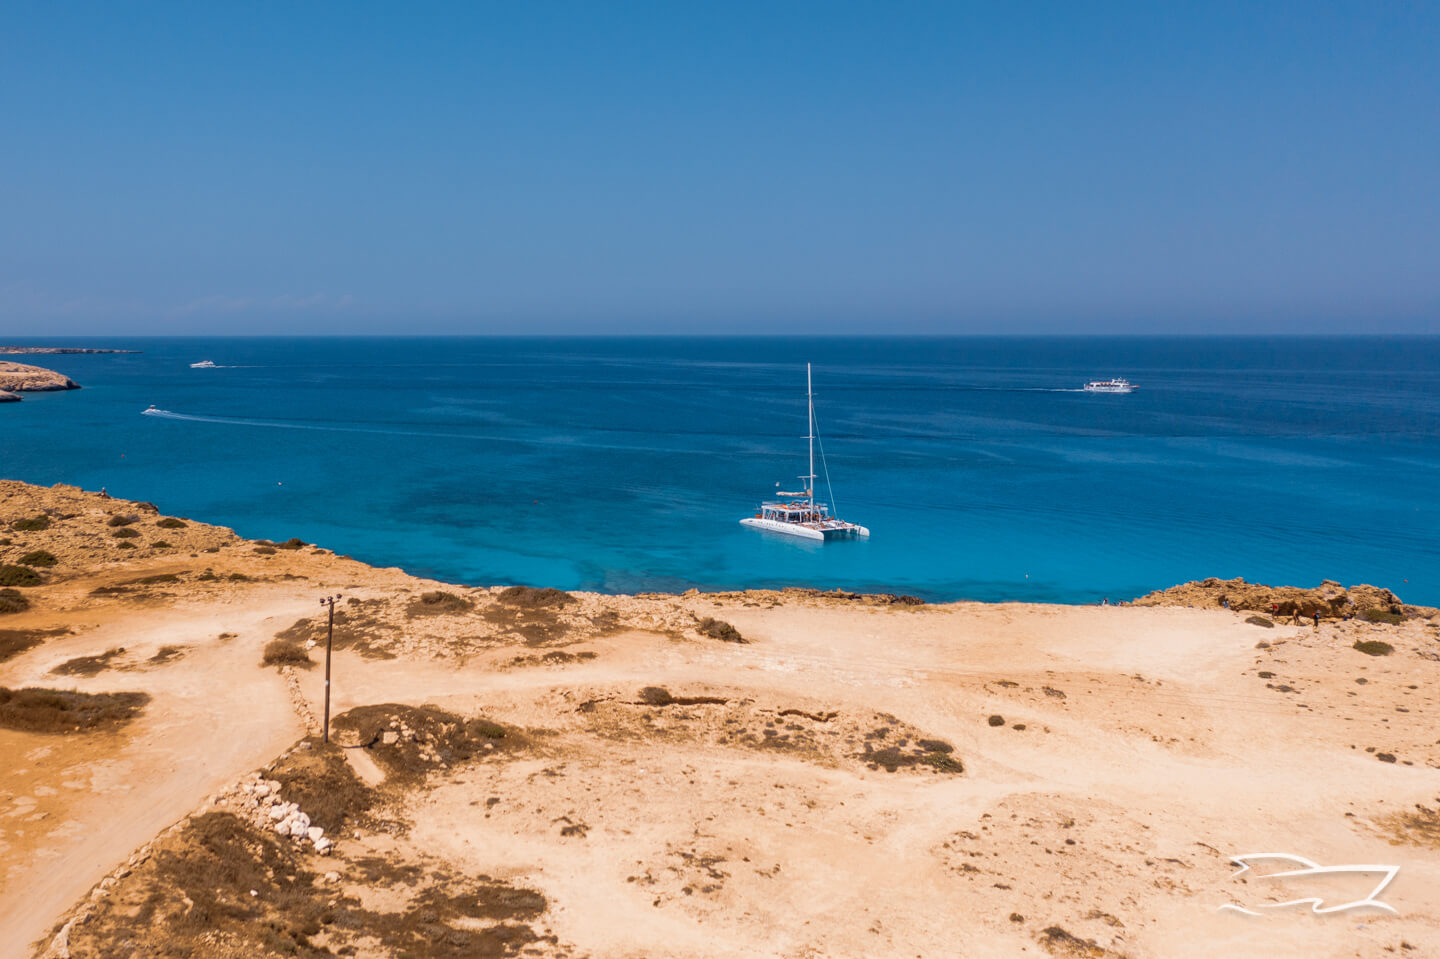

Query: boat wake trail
[136,408,720,455]
[140,408,474,439]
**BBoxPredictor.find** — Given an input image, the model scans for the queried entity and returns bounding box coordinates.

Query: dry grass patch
[52,647,126,676]
[330,703,518,782]
[0,686,149,733]
[496,585,575,608]
[1382,804,1440,849]
[408,589,473,616]
[266,738,376,833]
[275,605,399,660]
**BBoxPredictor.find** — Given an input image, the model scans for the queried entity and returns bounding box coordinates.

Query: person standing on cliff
[1313,611,1320,628]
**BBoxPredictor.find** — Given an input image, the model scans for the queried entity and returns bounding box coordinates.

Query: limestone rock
[0,361,80,392]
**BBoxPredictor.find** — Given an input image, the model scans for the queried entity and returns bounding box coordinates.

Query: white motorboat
[740,364,869,541]
[142,405,163,415]
[1083,378,1135,394]
[190,360,217,369]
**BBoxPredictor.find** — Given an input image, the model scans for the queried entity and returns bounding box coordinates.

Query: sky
[1,2,1437,335]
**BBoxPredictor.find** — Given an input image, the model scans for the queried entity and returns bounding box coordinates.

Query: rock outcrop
[1132,577,1436,620]
[0,390,19,403]
[0,361,80,393]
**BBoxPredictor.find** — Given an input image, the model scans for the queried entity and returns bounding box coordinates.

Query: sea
[3,335,1437,606]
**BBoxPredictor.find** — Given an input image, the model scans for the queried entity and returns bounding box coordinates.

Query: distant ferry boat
[740,364,869,542]
[190,360,217,369]
[1083,378,1135,394]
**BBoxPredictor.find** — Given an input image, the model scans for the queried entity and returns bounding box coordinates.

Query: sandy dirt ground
[2,481,1438,958]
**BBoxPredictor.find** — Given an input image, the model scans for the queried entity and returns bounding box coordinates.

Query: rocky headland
[0,347,138,355]
[1132,576,1435,622]
[0,362,81,398]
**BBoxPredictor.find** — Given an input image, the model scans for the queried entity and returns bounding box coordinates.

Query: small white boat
[1083,378,1135,394]
[741,364,869,541]
[190,360,217,369]
[142,405,163,415]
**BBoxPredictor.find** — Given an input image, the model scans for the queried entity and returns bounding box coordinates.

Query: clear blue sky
[2,2,1436,335]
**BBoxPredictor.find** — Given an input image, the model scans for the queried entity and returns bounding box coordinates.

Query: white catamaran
[740,364,869,541]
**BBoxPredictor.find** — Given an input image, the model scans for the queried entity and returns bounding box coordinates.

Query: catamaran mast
[807,363,815,517]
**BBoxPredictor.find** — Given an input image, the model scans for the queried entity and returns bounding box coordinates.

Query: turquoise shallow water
[2,335,1437,604]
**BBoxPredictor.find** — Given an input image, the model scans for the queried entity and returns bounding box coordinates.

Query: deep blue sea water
[3,336,1437,605]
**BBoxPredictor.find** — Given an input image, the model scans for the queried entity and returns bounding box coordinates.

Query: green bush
[0,566,41,587]
[10,515,50,532]
[155,517,188,529]
[0,589,29,614]
[1361,608,1405,626]
[18,550,57,568]
[111,527,140,539]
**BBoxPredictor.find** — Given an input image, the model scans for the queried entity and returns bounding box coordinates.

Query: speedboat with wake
[190,360,217,369]
[740,364,869,542]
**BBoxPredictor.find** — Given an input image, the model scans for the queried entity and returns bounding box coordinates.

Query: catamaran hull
[740,518,869,540]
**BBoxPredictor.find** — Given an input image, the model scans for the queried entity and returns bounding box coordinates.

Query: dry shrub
[1039,925,1114,957]
[697,617,746,643]
[11,515,51,531]
[107,514,136,527]
[262,638,312,668]
[408,590,473,616]
[276,537,306,550]
[18,549,57,567]
[52,647,125,676]
[1353,639,1394,656]
[496,586,575,608]
[111,527,140,539]
[267,739,375,832]
[0,687,149,733]
[330,703,516,781]
[1362,608,1405,625]
[155,517,188,529]
[148,645,187,665]
[0,565,41,586]
[1245,615,1275,628]
[0,588,29,614]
